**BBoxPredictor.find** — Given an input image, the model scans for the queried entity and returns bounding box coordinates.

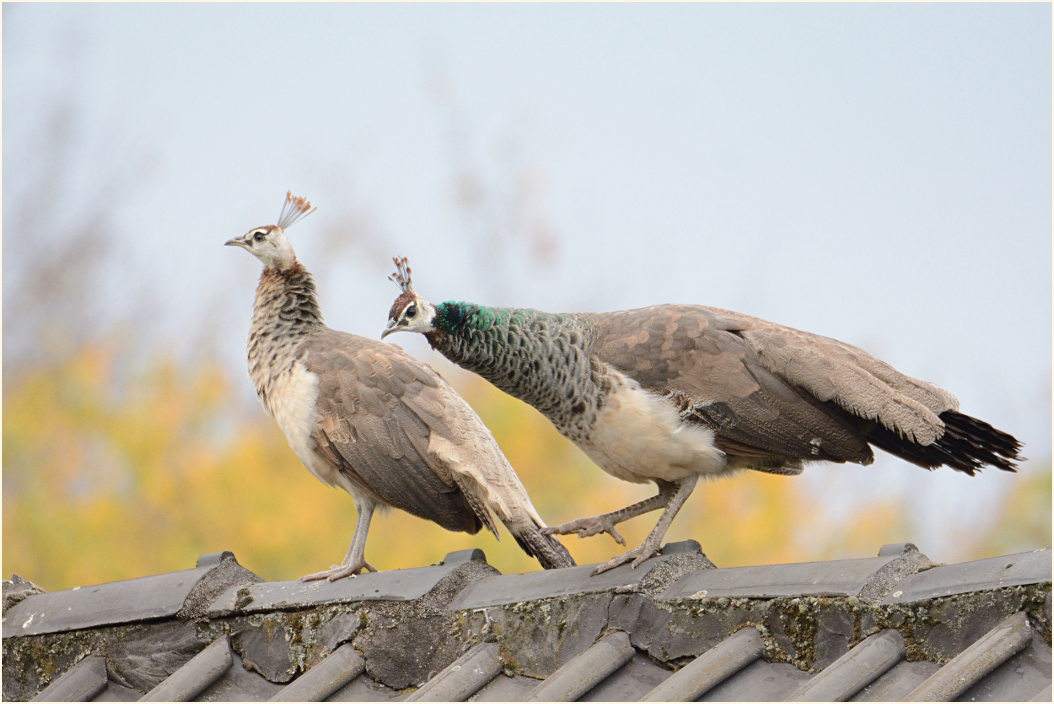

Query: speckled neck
[247,264,323,410]
[426,302,605,442]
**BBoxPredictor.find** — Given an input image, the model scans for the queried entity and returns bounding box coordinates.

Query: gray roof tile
[957,633,1052,703]
[883,550,1052,604]
[3,553,254,639]
[29,655,107,703]
[466,675,537,702]
[324,673,404,702]
[521,631,635,702]
[1030,684,1052,702]
[697,658,813,701]
[578,652,672,702]
[4,542,1051,703]
[903,612,1034,701]
[196,652,284,702]
[787,629,904,701]
[849,660,941,702]
[268,643,364,702]
[194,653,284,699]
[640,627,765,702]
[208,550,486,617]
[660,545,913,600]
[404,643,501,702]
[449,556,672,611]
[141,635,234,702]
[92,681,142,702]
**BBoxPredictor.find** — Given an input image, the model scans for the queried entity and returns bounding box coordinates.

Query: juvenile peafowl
[225,196,574,581]
[382,257,1023,575]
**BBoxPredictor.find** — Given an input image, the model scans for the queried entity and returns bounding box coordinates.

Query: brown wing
[301,328,484,535]
[587,305,877,464]
[707,306,958,443]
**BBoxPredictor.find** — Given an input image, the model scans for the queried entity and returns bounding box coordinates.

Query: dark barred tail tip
[513,528,576,570]
[867,410,1023,475]
[939,410,1024,472]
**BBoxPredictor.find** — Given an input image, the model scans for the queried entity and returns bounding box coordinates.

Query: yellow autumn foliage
[2,343,1046,591]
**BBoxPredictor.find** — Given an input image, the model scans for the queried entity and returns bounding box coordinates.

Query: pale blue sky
[4,3,1050,559]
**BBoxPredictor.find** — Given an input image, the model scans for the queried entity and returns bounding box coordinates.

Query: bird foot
[591,539,662,576]
[543,516,626,546]
[298,559,378,583]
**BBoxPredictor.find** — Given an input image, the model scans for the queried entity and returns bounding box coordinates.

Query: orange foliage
[2,345,1046,590]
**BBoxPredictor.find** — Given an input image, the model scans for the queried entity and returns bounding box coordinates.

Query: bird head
[225,192,316,270]
[382,256,437,338]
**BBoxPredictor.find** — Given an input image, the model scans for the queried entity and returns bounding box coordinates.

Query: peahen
[382,257,1022,575]
[225,198,574,581]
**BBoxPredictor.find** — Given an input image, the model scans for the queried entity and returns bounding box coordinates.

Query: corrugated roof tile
[324,673,404,702]
[3,553,256,639]
[660,545,913,601]
[787,629,904,701]
[92,681,142,702]
[578,652,672,702]
[903,611,1034,701]
[466,675,537,702]
[404,643,501,702]
[196,651,284,702]
[208,550,486,617]
[449,557,671,611]
[640,627,765,702]
[521,631,635,702]
[848,660,941,702]
[140,635,233,702]
[268,643,365,702]
[29,655,107,703]
[955,633,1051,703]
[883,550,1052,604]
[1030,684,1052,702]
[696,658,813,701]
[4,542,1051,703]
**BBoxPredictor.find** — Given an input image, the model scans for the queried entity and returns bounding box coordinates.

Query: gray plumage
[383,268,1022,574]
[226,199,573,581]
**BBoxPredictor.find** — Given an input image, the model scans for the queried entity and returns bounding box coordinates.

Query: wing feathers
[711,308,958,443]
[591,304,977,464]
[302,327,574,568]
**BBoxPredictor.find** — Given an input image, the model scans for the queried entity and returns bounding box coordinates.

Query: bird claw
[298,560,378,583]
[591,541,662,576]
[543,517,626,546]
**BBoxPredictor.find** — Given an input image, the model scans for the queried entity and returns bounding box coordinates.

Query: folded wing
[303,329,574,567]
[588,304,976,469]
[303,330,484,534]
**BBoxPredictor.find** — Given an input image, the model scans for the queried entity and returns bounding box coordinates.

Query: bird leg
[542,480,678,546]
[592,475,699,576]
[299,502,379,582]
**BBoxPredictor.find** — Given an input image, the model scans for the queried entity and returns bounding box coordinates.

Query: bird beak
[225,237,250,250]
[380,319,400,339]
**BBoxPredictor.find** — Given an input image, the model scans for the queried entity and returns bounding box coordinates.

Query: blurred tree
[964,463,1052,559]
[4,345,980,591]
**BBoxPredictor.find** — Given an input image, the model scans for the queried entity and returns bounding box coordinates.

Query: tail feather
[867,410,1023,475]
[511,524,576,570]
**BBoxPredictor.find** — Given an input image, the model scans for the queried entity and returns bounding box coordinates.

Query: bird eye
[253,232,265,242]
[405,305,418,318]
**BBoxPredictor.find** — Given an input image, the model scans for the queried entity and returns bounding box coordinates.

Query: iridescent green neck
[433,301,510,334]
[424,301,602,441]
[433,301,575,334]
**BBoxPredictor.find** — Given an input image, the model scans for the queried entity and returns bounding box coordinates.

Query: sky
[4,3,1051,560]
